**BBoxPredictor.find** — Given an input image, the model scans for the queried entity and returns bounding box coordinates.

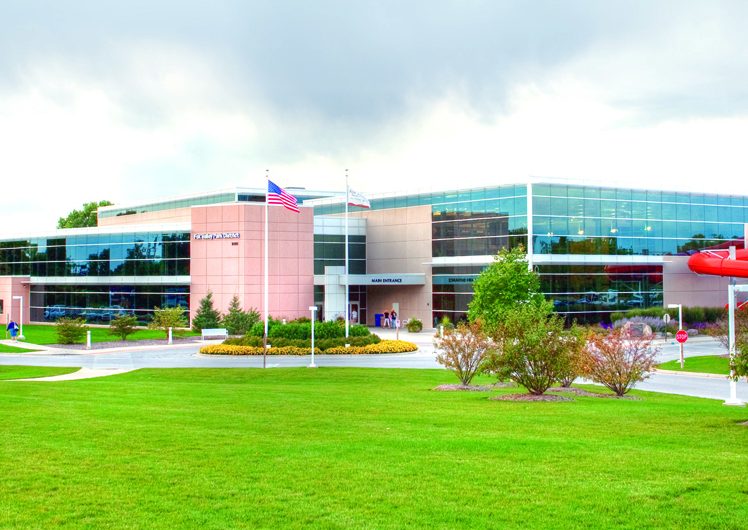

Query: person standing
[7,320,19,341]
[390,309,398,328]
[383,311,390,328]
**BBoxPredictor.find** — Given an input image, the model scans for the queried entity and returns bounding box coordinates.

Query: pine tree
[192,292,222,332]
[222,295,260,336]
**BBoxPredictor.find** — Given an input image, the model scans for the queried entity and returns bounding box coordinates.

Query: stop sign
[676,330,688,343]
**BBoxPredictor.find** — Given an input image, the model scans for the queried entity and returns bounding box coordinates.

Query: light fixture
[610,227,618,234]
[577,228,585,235]
[645,226,652,232]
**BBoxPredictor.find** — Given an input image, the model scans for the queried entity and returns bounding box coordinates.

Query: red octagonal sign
[676,330,688,343]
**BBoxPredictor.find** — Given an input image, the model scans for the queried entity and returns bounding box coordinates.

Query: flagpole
[345,169,350,339]
[263,169,269,369]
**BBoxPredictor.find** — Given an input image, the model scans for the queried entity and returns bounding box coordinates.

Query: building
[1,181,746,328]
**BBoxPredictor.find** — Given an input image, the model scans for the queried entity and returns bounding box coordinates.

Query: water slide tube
[687,248,748,278]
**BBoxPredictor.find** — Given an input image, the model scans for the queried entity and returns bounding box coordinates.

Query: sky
[2,0,748,233]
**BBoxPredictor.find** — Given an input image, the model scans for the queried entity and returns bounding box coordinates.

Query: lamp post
[309,306,318,368]
[12,295,25,340]
[724,247,746,406]
[667,303,683,368]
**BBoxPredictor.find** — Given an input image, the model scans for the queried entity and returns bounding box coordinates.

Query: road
[1,330,746,403]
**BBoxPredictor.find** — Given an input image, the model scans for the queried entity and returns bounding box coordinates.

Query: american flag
[267,180,300,213]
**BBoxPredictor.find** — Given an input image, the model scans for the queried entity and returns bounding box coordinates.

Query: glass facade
[314,235,366,275]
[0,232,190,277]
[532,184,748,256]
[30,284,189,324]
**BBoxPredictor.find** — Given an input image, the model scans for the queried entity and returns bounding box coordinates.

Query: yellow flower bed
[200,340,418,355]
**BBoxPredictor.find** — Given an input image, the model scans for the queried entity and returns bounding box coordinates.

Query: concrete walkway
[10,367,136,382]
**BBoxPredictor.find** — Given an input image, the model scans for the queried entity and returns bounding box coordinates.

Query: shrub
[222,296,260,336]
[223,334,381,351]
[406,318,423,332]
[269,322,312,340]
[489,304,582,395]
[56,317,88,345]
[192,292,222,332]
[349,324,370,337]
[581,327,659,396]
[109,315,138,340]
[434,321,493,385]
[149,306,188,339]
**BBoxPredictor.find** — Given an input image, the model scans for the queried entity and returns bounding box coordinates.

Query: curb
[654,368,730,379]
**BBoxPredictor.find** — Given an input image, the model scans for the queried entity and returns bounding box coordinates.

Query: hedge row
[246,319,371,340]
[200,339,418,356]
[610,306,725,324]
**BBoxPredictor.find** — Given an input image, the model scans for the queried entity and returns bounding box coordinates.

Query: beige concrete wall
[98,207,193,227]
[190,204,314,323]
[663,256,730,308]
[0,276,30,326]
[350,205,433,328]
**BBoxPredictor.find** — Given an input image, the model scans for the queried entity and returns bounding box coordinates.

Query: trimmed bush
[109,315,138,340]
[223,334,380,351]
[56,317,88,345]
[406,318,423,332]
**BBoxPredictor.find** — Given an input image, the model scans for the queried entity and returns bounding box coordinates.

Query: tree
[192,292,222,332]
[581,326,659,396]
[489,304,582,395]
[56,317,88,345]
[222,296,260,336]
[57,200,113,229]
[715,308,748,380]
[434,321,494,386]
[149,307,188,338]
[109,315,138,341]
[467,246,552,334]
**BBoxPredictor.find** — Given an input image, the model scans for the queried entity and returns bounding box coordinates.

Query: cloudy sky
[2,0,748,232]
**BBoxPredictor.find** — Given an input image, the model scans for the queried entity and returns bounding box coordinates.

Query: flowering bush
[434,321,494,385]
[581,327,659,396]
[613,316,665,332]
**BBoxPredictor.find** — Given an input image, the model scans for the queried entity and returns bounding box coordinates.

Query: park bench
[201,328,229,340]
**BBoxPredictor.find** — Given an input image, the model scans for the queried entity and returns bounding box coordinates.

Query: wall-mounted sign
[432,276,476,285]
[193,232,241,240]
[344,274,426,286]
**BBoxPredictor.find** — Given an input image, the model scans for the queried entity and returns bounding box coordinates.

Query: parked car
[44,305,67,320]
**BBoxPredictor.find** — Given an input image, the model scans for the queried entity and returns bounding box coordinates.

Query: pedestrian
[351,308,358,324]
[390,309,397,328]
[7,320,19,341]
[383,311,390,328]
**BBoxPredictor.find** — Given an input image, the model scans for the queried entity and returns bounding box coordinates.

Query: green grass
[658,355,731,375]
[0,344,40,354]
[0,365,78,380]
[8,323,199,345]
[0,368,746,529]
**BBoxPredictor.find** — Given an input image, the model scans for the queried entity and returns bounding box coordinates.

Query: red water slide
[687,248,748,278]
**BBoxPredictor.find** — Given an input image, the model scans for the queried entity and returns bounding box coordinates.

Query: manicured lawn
[658,355,731,375]
[10,324,199,345]
[0,344,40,354]
[0,368,746,529]
[0,365,78,380]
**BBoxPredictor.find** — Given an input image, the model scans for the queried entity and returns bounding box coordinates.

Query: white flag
[348,188,371,209]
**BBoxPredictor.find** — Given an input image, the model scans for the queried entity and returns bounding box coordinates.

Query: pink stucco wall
[0,276,30,327]
[189,204,314,323]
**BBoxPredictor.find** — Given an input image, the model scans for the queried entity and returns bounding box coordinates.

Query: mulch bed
[434,382,517,392]
[548,386,637,399]
[490,393,573,402]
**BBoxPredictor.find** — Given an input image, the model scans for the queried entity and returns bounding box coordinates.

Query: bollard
[86,330,91,350]
[168,327,173,345]
[439,325,444,338]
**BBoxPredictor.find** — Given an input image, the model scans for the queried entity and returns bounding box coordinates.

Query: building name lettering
[193,232,241,240]
[371,278,403,283]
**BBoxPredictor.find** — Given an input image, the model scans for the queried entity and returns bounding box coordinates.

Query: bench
[201,328,229,340]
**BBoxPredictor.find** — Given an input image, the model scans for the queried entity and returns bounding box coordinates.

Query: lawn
[0,368,746,529]
[0,344,40,354]
[0,365,78,380]
[658,355,731,375]
[7,323,199,346]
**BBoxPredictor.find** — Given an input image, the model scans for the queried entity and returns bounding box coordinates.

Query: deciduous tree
[57,200,113,229]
